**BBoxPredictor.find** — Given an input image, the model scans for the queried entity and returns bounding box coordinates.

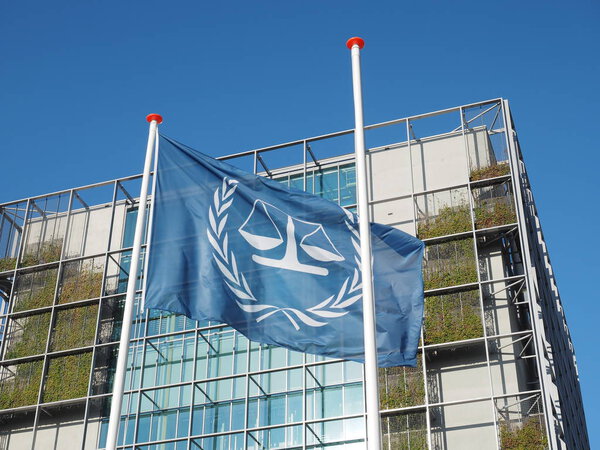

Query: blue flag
[146,136,424,367]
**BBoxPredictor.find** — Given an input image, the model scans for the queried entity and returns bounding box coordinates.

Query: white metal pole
[346,37,382,450]
[105,113,162,450]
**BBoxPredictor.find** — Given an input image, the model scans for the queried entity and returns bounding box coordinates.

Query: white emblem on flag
[207,177,363,330]
[239,200,344,276]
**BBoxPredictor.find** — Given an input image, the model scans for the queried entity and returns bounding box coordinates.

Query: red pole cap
[346,37,365,50]
[146,114,163,124]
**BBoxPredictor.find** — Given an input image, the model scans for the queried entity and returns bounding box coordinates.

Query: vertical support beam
[501,99,556,449]
[459,106,500,450]
[303,140,308,192]
[31,188,74,450]
[407,118,432,450]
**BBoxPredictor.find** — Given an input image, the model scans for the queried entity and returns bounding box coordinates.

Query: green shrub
[5,312,51,359]
[475,201,517,229]
[470,163,510,181]
[12,269,58,312]
[58,269,103,304]
[379,357,424,409]
[51,304,98,351]
[424,291,482,344]
[21,239,63,267]
[417,205,471,239]
[0,257,17,272]
[0,360,42,409]
[500,418,548,450]
[44,352,92,403]
[423,239,478,290]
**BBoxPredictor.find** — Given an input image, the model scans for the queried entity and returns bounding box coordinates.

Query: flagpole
[105,113,162,450]
[346,37,382,450]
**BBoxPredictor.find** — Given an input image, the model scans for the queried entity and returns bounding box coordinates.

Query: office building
[0,99,589,449]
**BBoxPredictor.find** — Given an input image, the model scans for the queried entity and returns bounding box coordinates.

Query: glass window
[315,167,339,203]
[176,407,190,438]
[231,400,245,431]
[340,164,357,206]
[287,392,303,423]
[344,383,364,415]
[207,330,234,377]
[290,172,314,193]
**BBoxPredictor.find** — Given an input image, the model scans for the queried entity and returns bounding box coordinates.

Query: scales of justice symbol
[238,200,345,276]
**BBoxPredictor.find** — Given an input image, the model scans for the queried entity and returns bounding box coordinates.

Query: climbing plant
[51,304,99,351]
[383,411,428,450]
[0,257,16,272]
[12,268,58,312]
[379,356,425,409]
[500,418,548,449]
[0,360,42,409]
[417,205,472,239]
[470,163,511,181]
[423,238,478,290]
[424,290,482,345]
[21,239,63,267]
[58,265,103,304]
[5,312,51,359]
[475,201,517,229]
[43,352,92,403]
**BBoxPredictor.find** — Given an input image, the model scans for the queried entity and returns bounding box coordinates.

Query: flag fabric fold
[145,135,424,367]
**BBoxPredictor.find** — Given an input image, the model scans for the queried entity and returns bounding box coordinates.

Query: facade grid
[0,99,589,449]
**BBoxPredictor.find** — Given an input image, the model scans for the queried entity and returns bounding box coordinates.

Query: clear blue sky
[1,0,598,442]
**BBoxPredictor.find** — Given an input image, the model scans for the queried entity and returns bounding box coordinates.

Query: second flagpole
[346,37,383,449]
[105,114,162,450]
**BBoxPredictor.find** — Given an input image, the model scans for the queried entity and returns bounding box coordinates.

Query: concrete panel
[431,400,497,450]
[427,344,491,404]
[35,405,85,450]
[0,411,35,450]
[65,205,115,258]
[489,337,533,396]
[410,133,469,193]
[370,197,414,233]
[367,144,412,202]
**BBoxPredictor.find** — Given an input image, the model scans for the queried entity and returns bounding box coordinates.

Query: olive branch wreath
[207,176,362,330]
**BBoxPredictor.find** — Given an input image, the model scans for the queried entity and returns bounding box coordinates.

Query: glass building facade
[0,99,589,449]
